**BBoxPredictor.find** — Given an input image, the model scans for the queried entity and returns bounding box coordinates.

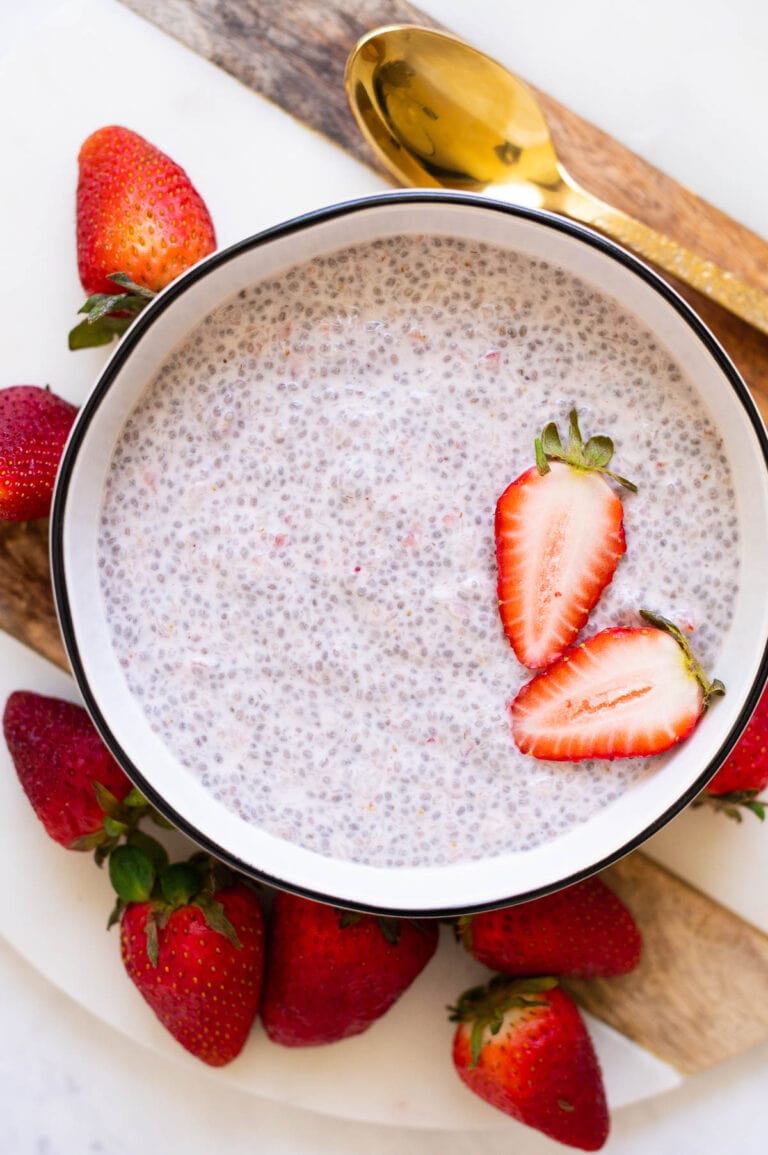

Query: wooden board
[567,855,768,1075]
[1,0,768,1075]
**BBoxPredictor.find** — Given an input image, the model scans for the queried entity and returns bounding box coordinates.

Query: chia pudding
[97,234,739,868]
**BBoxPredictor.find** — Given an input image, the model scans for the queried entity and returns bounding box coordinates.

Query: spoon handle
[565,189,768,336]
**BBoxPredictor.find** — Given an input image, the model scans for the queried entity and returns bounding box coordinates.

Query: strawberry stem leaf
[337,909,362,930]
[107,896,126,931]
[537,408,638,493]
[69,830,109,852]
[534,436,551,476]
[109,844,156,903]
[449,976,558,1068]
[69,274,157,351]
[194,894,241,949]
[107,272,156,299]
[377,916,402,946]
[103,815,128,838]
[148,809,177,829]
[198,853,236,895]
[77,292,145,322]
[94,839,117,868]
[455,914,473,951]
[92,780,124,818]
[123,787,150,808]
[584,435,614,469]
[145,913,160,968]
[540,422,564,457]
[160,862,202,907]
[69,314,133,350]
[695,789,765,821]
[127,829,170,872]
[566,409,583,456]
[639,609,726,708]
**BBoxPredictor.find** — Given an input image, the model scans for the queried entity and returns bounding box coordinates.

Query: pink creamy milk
[97,235,738,867]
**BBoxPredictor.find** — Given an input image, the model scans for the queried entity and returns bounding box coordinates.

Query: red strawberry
[260,890,439,1046]
[71,125,216,349]
[0,386,78,520]
[117,854,264,1067]
[3,690,136,852]
[511,611,724,761]
[458,876,642,978]
[451,978,609,1150]
[496,410,635,669]
[699,682,768,821]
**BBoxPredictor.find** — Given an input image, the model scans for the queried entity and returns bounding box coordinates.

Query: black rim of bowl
[50,190,768,917]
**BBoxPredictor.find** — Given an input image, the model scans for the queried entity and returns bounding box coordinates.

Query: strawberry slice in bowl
[511,610,725,762]
[496,409,636,669]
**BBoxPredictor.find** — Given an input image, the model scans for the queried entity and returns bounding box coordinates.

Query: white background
[1,1,767,1152]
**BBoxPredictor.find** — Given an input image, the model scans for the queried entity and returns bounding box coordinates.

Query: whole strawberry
[699,682,768,820]
[496,409,635,669]
[0,386,77,520]
[260,891,439,1046]
[451,977,609,1150]
[458,877,642,979]
[115,853,264,1067]
[71,125,216,349]
[3,690,137,854]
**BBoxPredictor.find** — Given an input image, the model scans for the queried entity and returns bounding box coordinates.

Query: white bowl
[51,192,768,915]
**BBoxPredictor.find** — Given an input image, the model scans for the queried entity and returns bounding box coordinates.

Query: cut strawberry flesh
[496,462,625,669]
[511,626,705,761]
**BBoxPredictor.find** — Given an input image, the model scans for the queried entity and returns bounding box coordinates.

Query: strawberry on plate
[496,409,636,670]
[511,610,724,761]
[71,125,216,349]
[451,977,609,1150]
[0,386,78,521]
[2,690,139,855]
[115,852,264,1067]
[260,890,439,1046]
[458,876,642,979]
[699,681,768,821]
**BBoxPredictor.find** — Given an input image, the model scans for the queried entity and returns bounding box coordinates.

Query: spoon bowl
[346,24,768,335]
[347,25,561,196]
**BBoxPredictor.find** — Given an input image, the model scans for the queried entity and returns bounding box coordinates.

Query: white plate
[0,633,682,1125]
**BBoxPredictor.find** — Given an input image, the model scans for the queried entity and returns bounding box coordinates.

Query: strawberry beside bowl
[50,192,768,916]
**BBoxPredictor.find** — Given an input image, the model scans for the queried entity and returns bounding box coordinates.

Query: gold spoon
[345,24,768,337]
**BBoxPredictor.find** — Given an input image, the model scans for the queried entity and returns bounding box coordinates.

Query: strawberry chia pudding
[97,235,739,868]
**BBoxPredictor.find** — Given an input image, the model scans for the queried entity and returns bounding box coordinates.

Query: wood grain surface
[118,0,768,421]
[568,855,768,1074]
[2,0,767,1075]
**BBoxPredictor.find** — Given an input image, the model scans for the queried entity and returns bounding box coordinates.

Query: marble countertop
[1,1,767,1152]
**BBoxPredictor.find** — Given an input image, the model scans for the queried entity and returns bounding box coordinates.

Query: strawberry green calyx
[449,976,559,1067]
[69,273,156,350]
[109,843,157,904]
[535,408,637,493]
[455,914,473,951]
[338,909,401,945]
[694,790,766,822]
[108,849,244,965]
[639,609,726,709]
[337,909,435,946]
[70,782,168,864]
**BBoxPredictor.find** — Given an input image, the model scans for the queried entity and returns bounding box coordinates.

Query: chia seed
[97,235,738,868]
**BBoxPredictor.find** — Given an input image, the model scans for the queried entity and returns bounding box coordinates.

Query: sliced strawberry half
[496,410,635,669]
[511,611,725,761]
